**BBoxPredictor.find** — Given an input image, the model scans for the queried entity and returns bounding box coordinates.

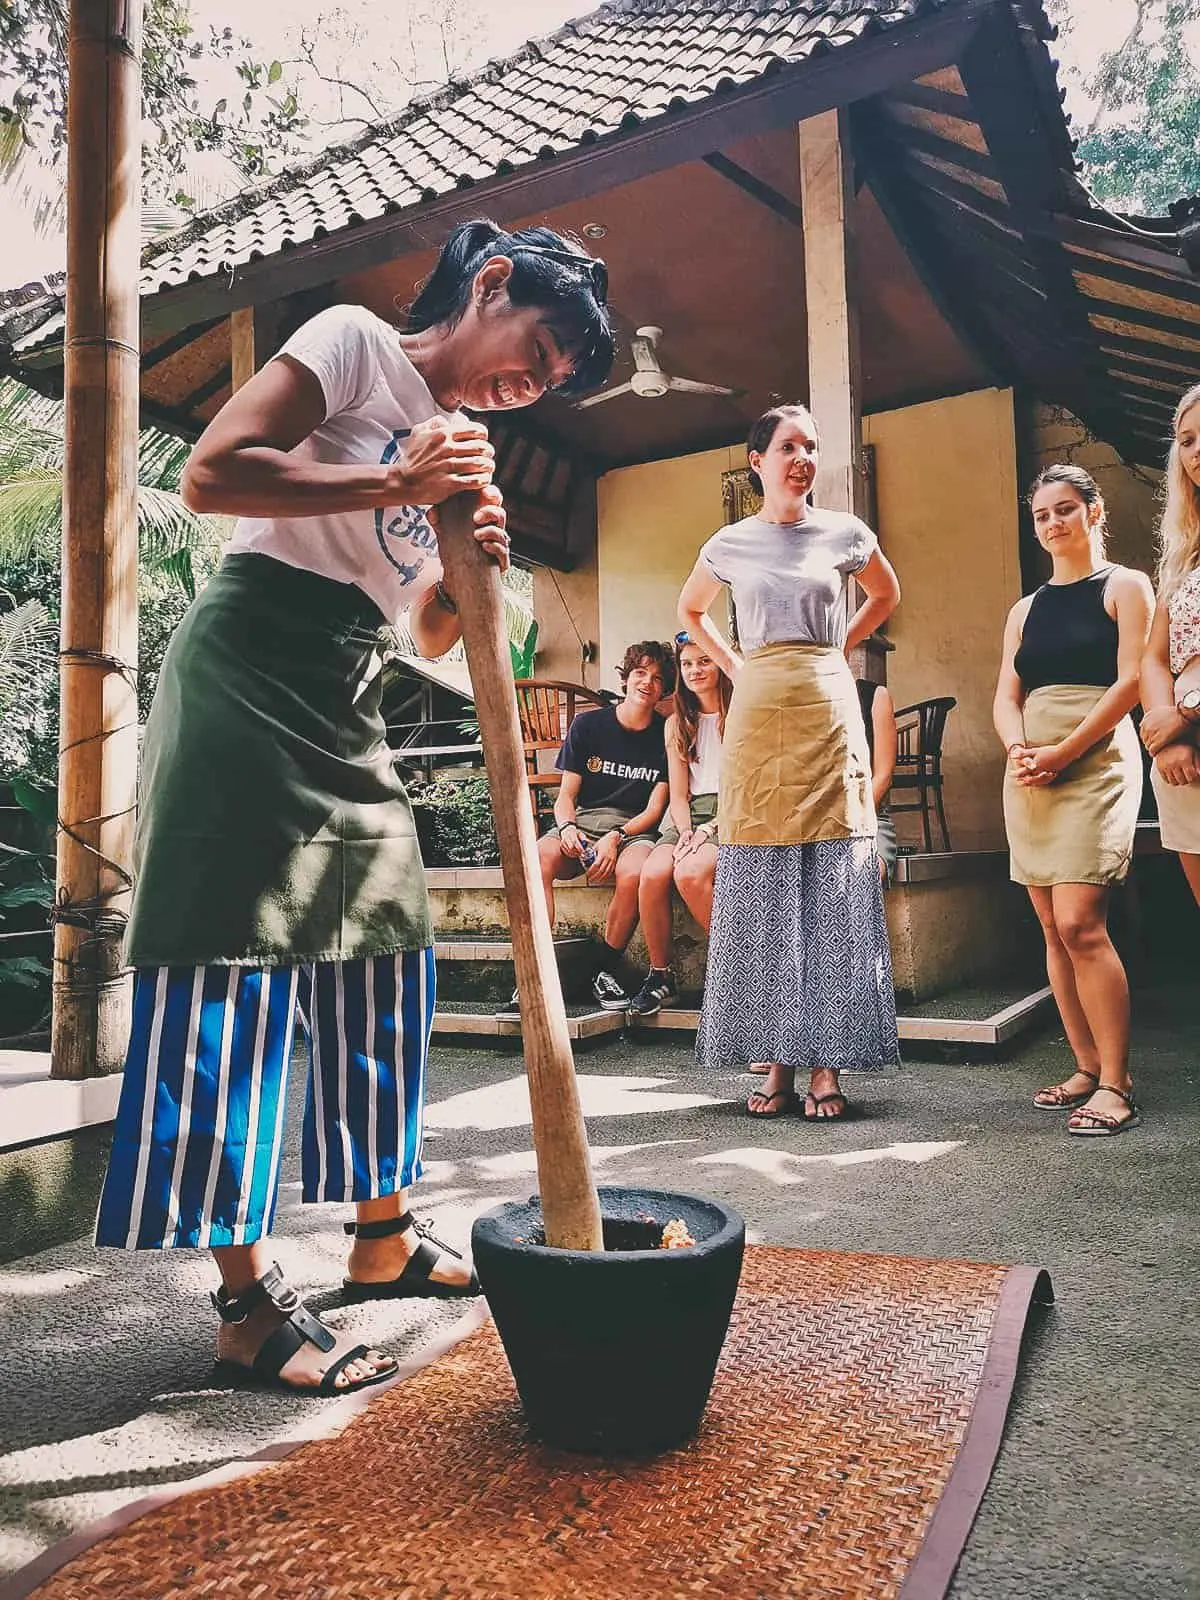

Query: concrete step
[433,935,590,963]
[430,985,1055,1050]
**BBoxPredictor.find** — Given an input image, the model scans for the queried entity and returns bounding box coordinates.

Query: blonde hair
[1157,383,1200,598]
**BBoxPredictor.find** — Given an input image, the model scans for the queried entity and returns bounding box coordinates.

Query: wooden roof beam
[959,4,1145,465]
[853,105,1008,385]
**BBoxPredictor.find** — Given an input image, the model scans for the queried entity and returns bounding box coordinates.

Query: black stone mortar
[471,1185,745,1454]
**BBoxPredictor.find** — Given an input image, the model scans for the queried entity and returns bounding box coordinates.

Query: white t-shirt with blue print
[226,303,462,624]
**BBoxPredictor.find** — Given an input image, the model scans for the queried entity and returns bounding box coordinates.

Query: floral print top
[1168,565,1200,674]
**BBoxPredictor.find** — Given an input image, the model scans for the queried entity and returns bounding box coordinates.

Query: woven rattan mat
[7,1247,1051,1600]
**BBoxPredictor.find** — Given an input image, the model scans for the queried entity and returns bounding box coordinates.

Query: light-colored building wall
[596,444,740,676]
[864,388,1022,851]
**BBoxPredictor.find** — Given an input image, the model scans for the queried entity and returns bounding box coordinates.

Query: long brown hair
[671,637,733,763]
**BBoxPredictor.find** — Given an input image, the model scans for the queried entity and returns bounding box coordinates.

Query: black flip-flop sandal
[342,1212,482,1301]
[1067,1084,1141,1137]
[803,1091,849,1123]
[746,1088,795,1118]
[212,1263,397,1395]
[1033,1069,1098,1110]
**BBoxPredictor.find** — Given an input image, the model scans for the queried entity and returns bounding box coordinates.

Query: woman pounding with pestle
[95,221,614,1394]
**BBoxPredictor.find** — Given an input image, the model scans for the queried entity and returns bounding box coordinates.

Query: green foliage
[0,809,53,1036]
[0,379,222,579]
[0,0,307,205]
[0,380,222,790]
[510,618,539,679]
[1048,0,1200,212]
[409,775,498,867]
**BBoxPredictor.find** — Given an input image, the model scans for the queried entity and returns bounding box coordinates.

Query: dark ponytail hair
[405,218,615,397]
[1028,462,1107,556]
[745,403,819,495]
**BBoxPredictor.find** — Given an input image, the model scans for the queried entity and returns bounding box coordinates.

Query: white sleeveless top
[689,712,722,796]
[1167,566,1200,675]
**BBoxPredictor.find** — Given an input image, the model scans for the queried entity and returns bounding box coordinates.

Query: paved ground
[2,985,1196,1598]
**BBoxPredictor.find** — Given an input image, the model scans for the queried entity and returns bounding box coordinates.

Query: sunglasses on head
[674,631,690,646]
[511,244,609,305]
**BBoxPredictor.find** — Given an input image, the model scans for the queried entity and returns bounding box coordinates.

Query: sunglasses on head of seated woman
[510,244,609,304]
[674,631,690,646]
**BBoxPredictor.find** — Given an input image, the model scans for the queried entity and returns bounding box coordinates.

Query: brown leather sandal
[1067,1084,1140,1137]
[1033,1069,1098,1110]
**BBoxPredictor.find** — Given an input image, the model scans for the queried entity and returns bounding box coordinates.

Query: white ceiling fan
[576,325,741,408]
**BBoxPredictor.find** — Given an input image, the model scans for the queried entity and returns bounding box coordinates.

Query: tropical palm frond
[0,117,28,182]
[0,596,57,721]
[138,427,194,490]
[0,380,222,586]
[135,484,218,561]
[0,381,66,473]
[0,467,64,562]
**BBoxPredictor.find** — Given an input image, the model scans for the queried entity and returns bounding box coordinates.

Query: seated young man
[501,641,673,1015]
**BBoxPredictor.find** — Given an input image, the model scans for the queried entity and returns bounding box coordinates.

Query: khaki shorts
[656,792,719,848]
[545,805,656,855]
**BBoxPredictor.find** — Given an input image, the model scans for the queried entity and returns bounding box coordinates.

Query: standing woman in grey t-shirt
[677,404,901,1118]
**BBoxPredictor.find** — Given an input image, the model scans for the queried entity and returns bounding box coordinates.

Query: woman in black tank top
[993,465,1154,1137]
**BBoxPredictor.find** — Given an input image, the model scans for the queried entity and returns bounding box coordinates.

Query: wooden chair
[514,679,607,825]
[888,696,956,853]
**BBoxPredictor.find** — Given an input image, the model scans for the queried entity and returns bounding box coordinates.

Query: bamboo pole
[436,493,604,1252]
[52,0,144,1079]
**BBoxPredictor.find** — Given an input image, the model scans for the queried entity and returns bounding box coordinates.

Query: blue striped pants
[96,951,436,1250]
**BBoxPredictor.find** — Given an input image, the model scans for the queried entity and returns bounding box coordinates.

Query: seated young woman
[627,633,733,1017]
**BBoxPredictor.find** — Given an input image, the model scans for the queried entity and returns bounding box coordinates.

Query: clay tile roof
[127,0,946,294]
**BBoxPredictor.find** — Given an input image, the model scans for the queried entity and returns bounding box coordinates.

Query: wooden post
[230,308,257,393]
[230,305,278,391]
[52,0,144,1079]
[799,109,886,682]
[436,493,604,1252]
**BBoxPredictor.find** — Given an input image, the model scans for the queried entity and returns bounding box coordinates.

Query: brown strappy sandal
[1033,1069,1098,1110]
[1067,1084,1140,1137]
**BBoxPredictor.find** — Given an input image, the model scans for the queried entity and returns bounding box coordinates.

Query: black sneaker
[627,968,678,1018]
[592,968,630,1010]
[496,988,521,1019]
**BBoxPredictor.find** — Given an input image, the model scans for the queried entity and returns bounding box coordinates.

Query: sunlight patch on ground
[0,1268,100,1298]
[694,1140,963,1185]
[471,1139,698,1181]
[425,1076,722,1132]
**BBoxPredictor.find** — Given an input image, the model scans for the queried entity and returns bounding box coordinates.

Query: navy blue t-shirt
[556,706,668,816]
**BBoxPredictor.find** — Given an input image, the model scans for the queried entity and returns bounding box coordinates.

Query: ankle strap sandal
[212,1264,394,1394]
[343,1212,480,1302]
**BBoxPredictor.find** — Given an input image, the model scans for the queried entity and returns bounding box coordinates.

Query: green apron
[125,554,432,968]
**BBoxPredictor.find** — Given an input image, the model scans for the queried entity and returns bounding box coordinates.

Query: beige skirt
[720,642,874,846]
[1003,684,1142,887]
[1150,764,1200,853]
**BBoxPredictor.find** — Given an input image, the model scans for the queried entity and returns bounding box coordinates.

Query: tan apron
[719,642,874,846]
[1003,684,1142,887]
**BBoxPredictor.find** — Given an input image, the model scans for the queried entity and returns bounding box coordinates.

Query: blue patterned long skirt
[696,836,899,1072]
